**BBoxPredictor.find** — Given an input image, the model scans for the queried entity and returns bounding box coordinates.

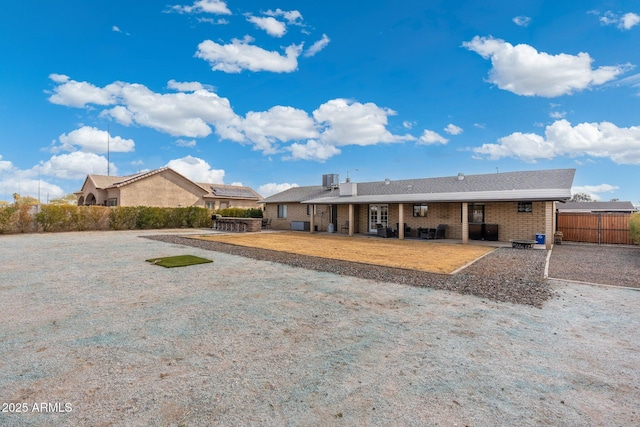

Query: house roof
[79,167,262,200]
[263,168,576,205]
[557,201,637,213]
[198,183,262,200]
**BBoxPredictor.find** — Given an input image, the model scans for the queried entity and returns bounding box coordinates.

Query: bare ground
[0,230,638,426]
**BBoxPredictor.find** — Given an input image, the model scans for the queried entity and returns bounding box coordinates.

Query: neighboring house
[75,167,262,209]
[261,169,576,249]
[557,201,637,213]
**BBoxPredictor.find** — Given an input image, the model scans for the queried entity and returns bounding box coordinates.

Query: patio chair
[435,224,447,239]
[376,224,394,238]
[341,221,349,233]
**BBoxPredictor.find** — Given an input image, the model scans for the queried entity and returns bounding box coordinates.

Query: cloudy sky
[1,0,639,203]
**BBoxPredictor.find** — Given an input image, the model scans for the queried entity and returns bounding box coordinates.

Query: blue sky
[1,0,639,204]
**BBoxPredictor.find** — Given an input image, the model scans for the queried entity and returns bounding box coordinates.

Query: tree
[569,192,593,202]
[49,194,78,205]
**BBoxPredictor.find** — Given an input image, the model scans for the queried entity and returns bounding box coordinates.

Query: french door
[369,204,388,233]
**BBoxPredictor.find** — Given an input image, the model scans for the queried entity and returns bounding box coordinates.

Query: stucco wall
[119,172,203,207]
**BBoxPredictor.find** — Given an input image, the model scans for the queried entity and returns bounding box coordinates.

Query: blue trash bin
[535,233,545,244]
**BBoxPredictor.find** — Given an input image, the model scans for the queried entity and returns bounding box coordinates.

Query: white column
[309,204,315,234]
[461,202,469,244]
[348,204,354,236]
[398,203,405,240]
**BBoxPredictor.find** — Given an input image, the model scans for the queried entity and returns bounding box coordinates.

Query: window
[413,204,428,217]
[206,201,215,209]
[277,204,287,218]
[465,203,484,223]
[518,202,532,212]
[107,198,118,207]
[306,204,316,215]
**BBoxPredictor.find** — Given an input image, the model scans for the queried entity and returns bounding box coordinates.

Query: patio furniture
[510,239,537,249]
[419,227,436,239]
[435,224,447,239]
[376,224,394,238]
[341,221,349,233]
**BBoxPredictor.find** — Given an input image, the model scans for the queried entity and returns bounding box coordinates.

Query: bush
[109,207,140,230]
[0,205,17,233]
[630,213,640,245]
[215,207,263,218]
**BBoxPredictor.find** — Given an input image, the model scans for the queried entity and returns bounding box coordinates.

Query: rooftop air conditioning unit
[322,174,339,188]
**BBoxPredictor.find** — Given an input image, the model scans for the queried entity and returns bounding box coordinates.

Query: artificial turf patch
[146,255,213,268]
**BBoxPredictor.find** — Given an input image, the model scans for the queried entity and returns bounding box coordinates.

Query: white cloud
[55,126,135,154]
[166,156,225,183]
[549,111,567,119]
[196,36,302,73]
[616,72,640,95]
[264,9,303,25]
[0,154,13,173]
[571,184,619,201]
[38,152,115,179]
[621,13,640,30]
[49,77,416,163]
[167,80,207,92]
[462,36,630,97]
[513,16,531,27]
[241,106,318,154]
[472,119,640,164]
[599,11,640,30]
[258,182,299,197]
[285,140,341,161]
[247,16,287,37]
[304,34,330,57]
[444,123,463,135]
[176,139,197,147]
[48,75,123,107]
[169,0,231,15]
[313,98,414,147]
[418,130,449,145]
[112,25,122,33]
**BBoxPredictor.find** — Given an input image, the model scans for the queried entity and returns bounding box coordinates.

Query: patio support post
[348,203,354,236]
[461,202,469,244]
[398,203,405,240]
[310,204,315,234]
[545,201,553,249]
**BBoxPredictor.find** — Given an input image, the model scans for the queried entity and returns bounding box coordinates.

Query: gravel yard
[1,230,639,426]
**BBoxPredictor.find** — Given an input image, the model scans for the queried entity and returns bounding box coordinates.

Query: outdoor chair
[376,224,394,238]
[435,224,447,239]
[341,221,349,233]
[419,227,436,239]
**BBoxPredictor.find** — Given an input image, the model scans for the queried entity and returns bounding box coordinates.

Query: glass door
[369,204,388,233]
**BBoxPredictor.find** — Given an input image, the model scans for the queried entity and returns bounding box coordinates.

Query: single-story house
[261,168,576,249]
[75,167,262,209]
[557,201,637,213]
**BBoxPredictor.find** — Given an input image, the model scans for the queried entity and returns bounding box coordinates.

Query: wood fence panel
[557,212,633,245]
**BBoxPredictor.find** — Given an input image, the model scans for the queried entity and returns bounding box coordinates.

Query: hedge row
[630,213,640,245]
[0,204,261,234]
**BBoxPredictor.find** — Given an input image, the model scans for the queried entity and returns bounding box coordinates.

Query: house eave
[302,189,572,205]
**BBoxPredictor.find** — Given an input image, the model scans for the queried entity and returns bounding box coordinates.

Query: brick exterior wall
[266,201,554,243]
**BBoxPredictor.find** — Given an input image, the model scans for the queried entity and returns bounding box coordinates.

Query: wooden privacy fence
[557,212,633,245]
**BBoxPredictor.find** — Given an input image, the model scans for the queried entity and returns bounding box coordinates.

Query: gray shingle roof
[264,169,576,204]
[557,201,636,212]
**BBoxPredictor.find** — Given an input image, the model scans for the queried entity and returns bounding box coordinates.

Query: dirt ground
[193,231,494,274]
[1,230,639,426]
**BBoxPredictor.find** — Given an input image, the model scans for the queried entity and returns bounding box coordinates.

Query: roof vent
[384,178,391,185]
[457,173,465,181]
[322,174,339,188]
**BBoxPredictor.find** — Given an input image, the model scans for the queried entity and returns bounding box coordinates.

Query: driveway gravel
[1,230,638,426]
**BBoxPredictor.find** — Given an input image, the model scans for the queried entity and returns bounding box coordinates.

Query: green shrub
[35,204,74,231]
[109,207,139,230]
[0,205,17,233]
[630,212,640,245]
[245,208,264,218]
[13,203,34,233]
[136,206,168,229]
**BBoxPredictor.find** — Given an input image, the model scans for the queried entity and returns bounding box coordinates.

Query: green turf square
[146,255,213,268]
